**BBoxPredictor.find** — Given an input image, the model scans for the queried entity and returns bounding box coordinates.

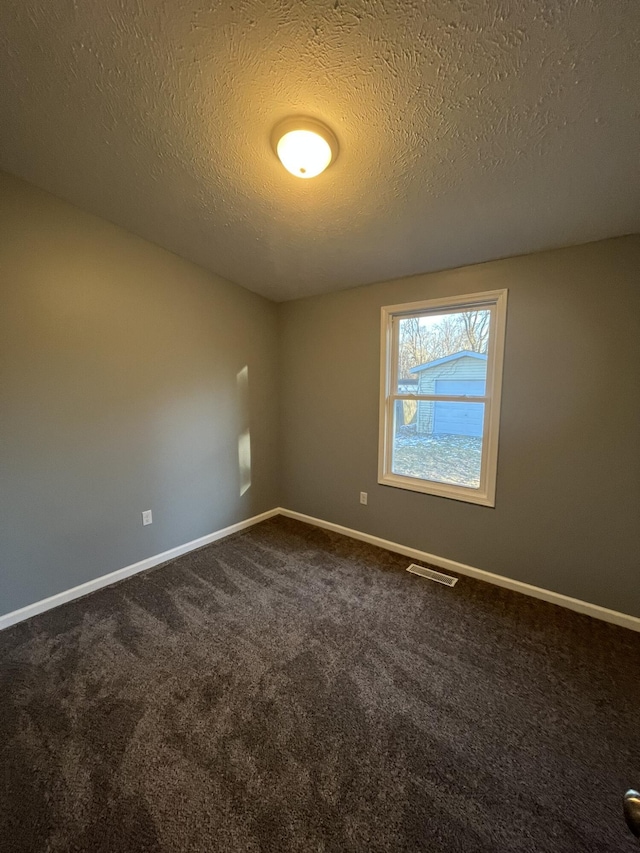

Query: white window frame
[378,289,508,507]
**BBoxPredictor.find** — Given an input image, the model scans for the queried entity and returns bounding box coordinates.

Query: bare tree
[461,310,490,353]
[398,317,429,379]
[397,310,490,379]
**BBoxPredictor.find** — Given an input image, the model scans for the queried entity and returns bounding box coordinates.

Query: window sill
[378,472,495,507]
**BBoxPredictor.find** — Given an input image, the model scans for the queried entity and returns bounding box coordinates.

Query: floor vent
[406,564,459,587]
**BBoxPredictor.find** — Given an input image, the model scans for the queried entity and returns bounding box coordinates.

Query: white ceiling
[1,1,638,301]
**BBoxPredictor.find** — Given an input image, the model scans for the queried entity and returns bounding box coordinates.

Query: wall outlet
[360,492,368,505]
[142,510,153,526]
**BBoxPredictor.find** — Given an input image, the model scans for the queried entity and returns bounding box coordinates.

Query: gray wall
[0,172,279,616]
[279,236,640,617]
[3,170,639,622]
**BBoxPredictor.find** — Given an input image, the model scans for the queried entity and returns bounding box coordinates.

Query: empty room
[1,1,639,851]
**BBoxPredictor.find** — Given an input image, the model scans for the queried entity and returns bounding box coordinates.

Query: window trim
[378,289,508,507]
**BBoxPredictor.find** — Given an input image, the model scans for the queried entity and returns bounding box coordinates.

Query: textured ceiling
[1,1,639,301]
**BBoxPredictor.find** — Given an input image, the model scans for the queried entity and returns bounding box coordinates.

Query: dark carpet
[1,516,639,853]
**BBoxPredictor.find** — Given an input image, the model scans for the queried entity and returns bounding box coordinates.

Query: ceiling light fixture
[271,117,339,179]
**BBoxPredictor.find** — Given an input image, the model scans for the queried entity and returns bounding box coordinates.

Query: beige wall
[279,236,640,616]
[0,172,279,616]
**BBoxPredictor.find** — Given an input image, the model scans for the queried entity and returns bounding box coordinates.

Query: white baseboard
[3,505,639,634]
[0,508,279,631]
[277,508,640,633]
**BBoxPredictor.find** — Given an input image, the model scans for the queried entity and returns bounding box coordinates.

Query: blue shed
[409,351,487,437]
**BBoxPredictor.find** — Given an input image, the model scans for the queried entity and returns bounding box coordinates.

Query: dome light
[272,117,339,179]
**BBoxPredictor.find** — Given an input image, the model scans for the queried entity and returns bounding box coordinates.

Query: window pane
[391,400,484,488]
[396,309,490,394]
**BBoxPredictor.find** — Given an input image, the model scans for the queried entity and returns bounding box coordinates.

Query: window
[378,289,507,506]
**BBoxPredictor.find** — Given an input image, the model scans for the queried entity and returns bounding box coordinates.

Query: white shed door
[433,380,485,437]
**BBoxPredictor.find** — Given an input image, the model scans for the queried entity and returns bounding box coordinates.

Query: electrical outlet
[142,510,153,526]
[360,492,368,505]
